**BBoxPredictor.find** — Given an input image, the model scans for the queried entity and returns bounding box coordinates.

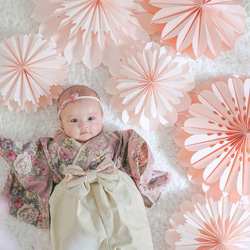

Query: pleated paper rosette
[174,76,250,201]
[32,0,149,75]
[165,193,250,249]
[105,41,195,131]
[135,0,164,35]
[150,0,247,59]
[0,34,67,112]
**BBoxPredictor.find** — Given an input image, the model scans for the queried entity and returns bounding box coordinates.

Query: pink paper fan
[166,193,250,249]
[32,0,149,75]
[0,34,66,112]
[105,41,195,131]
[136,0,164,35]
[150,0,247,59]
[174,76,250,199]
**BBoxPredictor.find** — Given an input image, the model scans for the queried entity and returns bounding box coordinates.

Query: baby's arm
[138,142,148,168]
[0,134,55,228]
[0,134,16,166]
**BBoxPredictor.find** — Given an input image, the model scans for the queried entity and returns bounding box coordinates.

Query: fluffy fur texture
[0,0,249,249]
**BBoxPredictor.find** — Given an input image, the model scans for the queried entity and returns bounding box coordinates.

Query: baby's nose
[79,121,88,129]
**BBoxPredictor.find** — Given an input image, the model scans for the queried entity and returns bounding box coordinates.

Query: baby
[0,85,170,250]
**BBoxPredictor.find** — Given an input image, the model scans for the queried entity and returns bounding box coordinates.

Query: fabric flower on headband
[150,0,247,59]
[165,194,250,249]
[174,76,250,201]
[0,34,66,112]
[32,0,149,75]
[105,41,195,131]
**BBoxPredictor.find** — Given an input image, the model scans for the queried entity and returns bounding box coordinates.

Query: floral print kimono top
[0,129,170,229]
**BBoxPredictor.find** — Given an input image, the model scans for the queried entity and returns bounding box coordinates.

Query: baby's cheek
[65,127,78,138]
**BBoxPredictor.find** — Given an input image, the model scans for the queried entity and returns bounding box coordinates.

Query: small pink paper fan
[0,34,67,112]
[105,41,195,131]
[136,0,165,35]
[174,76,250,199]
[166,193,250,249]
[150,0,247,59]
[32,0,149,75]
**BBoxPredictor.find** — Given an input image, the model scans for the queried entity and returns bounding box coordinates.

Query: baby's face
[59,98,103,143]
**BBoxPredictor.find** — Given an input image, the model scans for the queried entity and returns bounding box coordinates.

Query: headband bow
[58,93,79,111]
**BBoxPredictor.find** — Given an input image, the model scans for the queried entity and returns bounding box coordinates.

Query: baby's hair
[57,85,103,118]
[58,85,100,107]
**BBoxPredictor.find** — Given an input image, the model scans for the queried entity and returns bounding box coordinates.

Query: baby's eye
[71,119,79,123]
[88,117,95,121]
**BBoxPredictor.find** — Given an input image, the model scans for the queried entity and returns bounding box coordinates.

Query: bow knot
[86,171,97,184]
[65,158,119,199]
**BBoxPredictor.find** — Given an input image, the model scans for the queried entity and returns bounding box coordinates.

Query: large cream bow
[65,158,119,199]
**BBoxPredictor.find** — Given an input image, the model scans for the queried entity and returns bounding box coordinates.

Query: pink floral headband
[58,93,102,116]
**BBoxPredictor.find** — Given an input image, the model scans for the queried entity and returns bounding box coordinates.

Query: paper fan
[174,76,250,199]
[32,0,149,75]
[166,193,250,249]
[105,41,195,131]
[0,34,66,112]
[150,0,247,59]
[135,0,164,35]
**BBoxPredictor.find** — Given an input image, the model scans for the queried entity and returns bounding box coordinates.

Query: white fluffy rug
[0,0,249,249]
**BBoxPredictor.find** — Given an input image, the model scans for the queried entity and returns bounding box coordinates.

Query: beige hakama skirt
[49,170,153,250]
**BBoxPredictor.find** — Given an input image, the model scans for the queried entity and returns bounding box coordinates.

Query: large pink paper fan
[174,76,250,200]
[0,34,67,112]
[166,193,250,249]
[32,0,149,75]
[105,41,195,131]
[150,0,247,59]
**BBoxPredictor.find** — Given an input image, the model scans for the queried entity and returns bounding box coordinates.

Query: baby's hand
[138,142,148,168]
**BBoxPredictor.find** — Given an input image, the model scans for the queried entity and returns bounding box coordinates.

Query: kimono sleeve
[0,134,54,229]
[114,130,171,207]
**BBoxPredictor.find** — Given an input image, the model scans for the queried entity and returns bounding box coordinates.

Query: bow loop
[65,158,119,199]
[58,93,79,111]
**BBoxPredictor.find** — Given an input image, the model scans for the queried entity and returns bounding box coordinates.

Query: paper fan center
[195,0,209,6]
[241,127,250,137]
[243,128,250,140]
[200,219,239,248]
[146,80,154,86]
[19,63,27,72]
[145,79,158,94]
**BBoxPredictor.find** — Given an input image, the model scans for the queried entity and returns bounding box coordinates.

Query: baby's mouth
[80,131,88,135]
